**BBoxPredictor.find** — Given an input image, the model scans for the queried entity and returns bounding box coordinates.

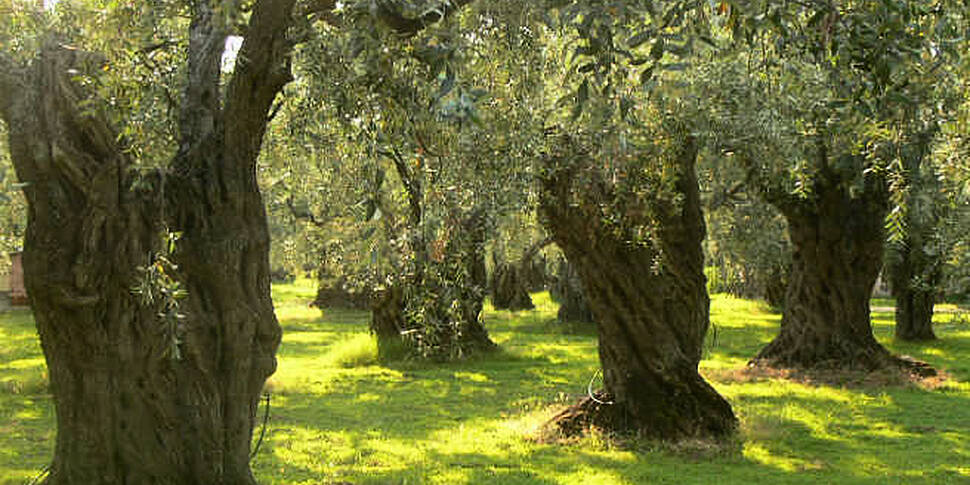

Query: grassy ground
[2,281,969,484]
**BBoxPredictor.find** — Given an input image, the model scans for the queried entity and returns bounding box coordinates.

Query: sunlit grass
[2,286,970,484]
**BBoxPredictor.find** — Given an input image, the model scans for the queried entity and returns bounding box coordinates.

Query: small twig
[587,369,614,405]
[27,464,50,485]
[250,393,272,462]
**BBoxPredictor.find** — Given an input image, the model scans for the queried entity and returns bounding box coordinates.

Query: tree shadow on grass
[730,384,970,483]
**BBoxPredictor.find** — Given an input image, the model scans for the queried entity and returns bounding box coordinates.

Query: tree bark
[0,0,294,482]
[763,264,789,310]
[888,230,938,341]
[489,260,535,311]
[539,137,736,441]
[890,253,936,342]
[886,132,940,342]
[751,171,919,371]
[550,259,594,324]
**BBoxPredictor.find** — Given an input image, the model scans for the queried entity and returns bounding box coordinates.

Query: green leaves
[131,233,187,361]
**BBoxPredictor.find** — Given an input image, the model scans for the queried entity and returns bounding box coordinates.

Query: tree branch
[223,0,298,177]
[303,0,474,34]
[381,147,422,226]
[373,0,475,36]
[517,236,554,274]
[176,2,227,165]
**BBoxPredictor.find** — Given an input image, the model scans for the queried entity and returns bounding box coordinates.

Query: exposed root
[538,391,740,458]
[543,391,617,439]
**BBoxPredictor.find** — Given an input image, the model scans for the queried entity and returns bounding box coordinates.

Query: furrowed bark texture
[890,250,937,341]
[539,138,736,440]
[0,0,295,482]
[887,138,940,342]
[753,169,900,370]
[550,259,594,324]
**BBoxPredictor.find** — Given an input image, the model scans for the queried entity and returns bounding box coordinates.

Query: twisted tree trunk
[490,260,535,311]
[0,0,294,482]
[889,248,937,341]
[752,170,932,374]
[550,259,594,324]
[540,137,736,441]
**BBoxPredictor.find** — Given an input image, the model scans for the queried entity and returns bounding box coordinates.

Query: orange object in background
[9,252,27,306]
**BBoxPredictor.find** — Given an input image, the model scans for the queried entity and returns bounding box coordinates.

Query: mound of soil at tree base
[747,352,937,385]
[310,283,373,310]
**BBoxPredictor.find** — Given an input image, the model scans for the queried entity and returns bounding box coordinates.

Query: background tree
[0,124,27,267]
[531,2,739,440]
[264,2,548,359]
[701,161,790,308]
[0,0,295,481]
[549,257,595,324]
[710,0,965,373]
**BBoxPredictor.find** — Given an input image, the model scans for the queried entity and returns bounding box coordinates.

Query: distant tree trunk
[489,260,535,311]
[371,207,495,360]
[371,285,408,359]
[490,237,552,312]
[540,137,736,441]
[312,275,373,310]
[454,207,493,350]
[0,0,294,482]
[889,247,937,341]
[752,171,932,373]
[887,132,940,342]
[763,265,789,310]
[550,259,594,324]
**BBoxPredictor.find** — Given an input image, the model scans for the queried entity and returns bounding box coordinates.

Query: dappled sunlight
[3,282,970,483]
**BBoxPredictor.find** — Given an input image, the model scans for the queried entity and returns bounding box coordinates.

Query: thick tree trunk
[0,0,293,481]
[539,137,736,441]
[763,265,789,310]
[371,285,408,359]
[886,136,940,342]
[889,244,938,341]
[456,207,493,349]
[550,259,594,324]
[489,261,535,311]
[489,237,552,311]
[752,177,921,372]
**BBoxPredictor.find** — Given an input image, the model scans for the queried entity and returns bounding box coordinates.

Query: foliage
[256,2,554,358]
[706,0,968,213]
[704,200,789,302]
[0,124,25,269]
[130,232,187,360]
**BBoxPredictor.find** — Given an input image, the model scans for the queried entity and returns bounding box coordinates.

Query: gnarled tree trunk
[751,172,930,373]
[889,247,937,341]
[490,260,535,311]
[540,137,736,441]
[0,0,294,482]
[550,259,594,324]
[489,237,553,312]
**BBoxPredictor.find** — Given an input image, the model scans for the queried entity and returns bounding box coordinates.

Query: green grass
[2,282,970,484]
